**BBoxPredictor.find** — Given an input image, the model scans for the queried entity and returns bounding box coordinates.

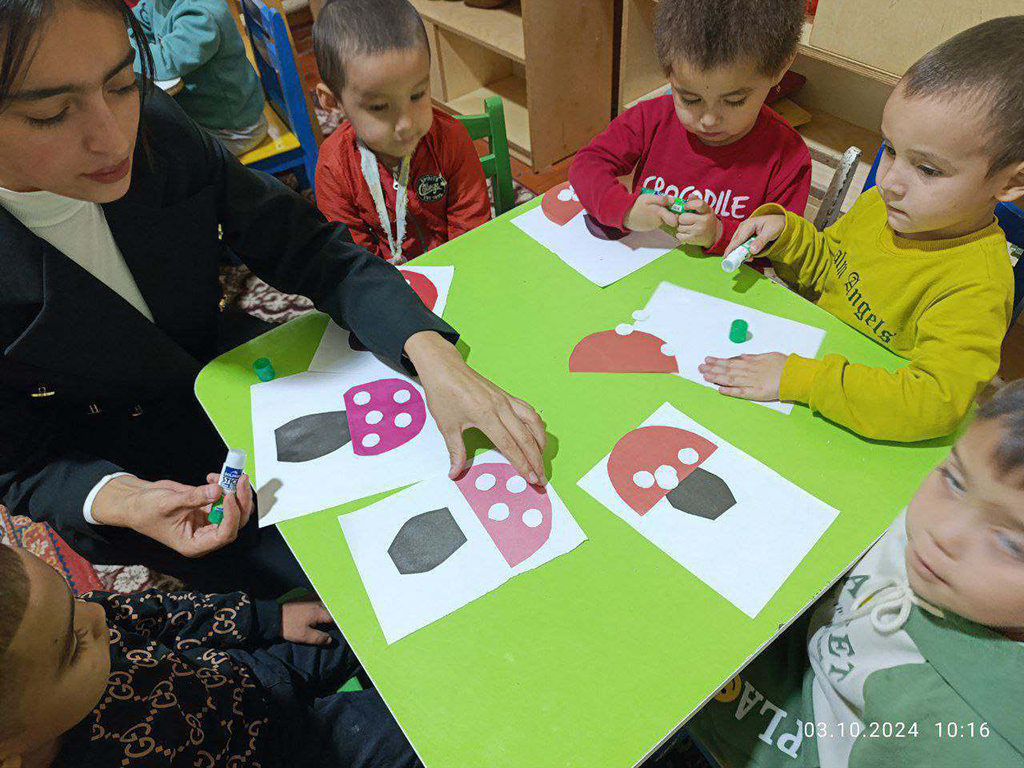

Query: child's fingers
[301,626,334,646]
[313,603,336,627]
[724,219,759,255]
[717,385,757,400]
[656,207,679,228]
[684,192,710,214]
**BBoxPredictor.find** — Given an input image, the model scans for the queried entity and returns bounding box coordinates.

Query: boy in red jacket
[570,0,811,254]
[313,0,490,264]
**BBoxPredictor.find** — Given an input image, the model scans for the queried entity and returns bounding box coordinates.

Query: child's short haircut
[901,16,1024,175]
[978,379,1024,480]
[313,0,429,95]
[0,545,29,737]
[654,0,803,77]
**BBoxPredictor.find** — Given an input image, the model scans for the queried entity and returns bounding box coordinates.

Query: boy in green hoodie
[686,379,1024,767]
[131,0,268,155]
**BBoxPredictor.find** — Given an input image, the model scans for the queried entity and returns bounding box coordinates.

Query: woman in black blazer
[0,0,545,596]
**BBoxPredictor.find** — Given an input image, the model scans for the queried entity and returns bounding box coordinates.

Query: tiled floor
[286,7,1022,382]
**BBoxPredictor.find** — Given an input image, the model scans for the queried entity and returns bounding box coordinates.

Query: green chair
[455,96,516,216]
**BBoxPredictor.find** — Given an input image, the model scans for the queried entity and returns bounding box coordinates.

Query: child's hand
[281,600,336,645]
[623,194,679,232]
[724,215,786,257]
[698,353,789,401]
[674,194,723,248]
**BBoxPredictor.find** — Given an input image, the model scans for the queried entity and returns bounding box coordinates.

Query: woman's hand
[281,600,335,645]
[91,472,253,557]
[405,331,547,484]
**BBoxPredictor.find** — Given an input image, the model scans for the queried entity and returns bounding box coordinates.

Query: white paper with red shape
[251,363,450,527]
[629,282,826,414]
[511,183,679,288]
[339,451,587,643]
[578,403,838,617]
[308,265,454,374]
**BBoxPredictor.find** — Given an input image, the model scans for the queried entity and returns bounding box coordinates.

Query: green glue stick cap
[729,319,749,344]
[254,357,275,382]
[208,505,224,526]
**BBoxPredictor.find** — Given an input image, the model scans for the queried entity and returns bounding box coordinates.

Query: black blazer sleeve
[148,89,458,366]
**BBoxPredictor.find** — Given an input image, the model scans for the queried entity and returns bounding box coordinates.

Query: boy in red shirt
[570,0,811,254]
[312,0,490,264]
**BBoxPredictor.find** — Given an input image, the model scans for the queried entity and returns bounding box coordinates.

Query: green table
[196,198,955,767]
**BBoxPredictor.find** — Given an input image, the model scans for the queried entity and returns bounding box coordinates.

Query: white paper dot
[557,188,573,201]
[615,323,634,336]
[678,448,700,465]
[365,410,383,425]
[654,464,679,490]
[633,470,654,488]
[394,412,413,428]
[506,475,527,493]
[362,433,380,448]
[488,503,510,521]
[475,473,496,491]
[522,508,543,528]
[661,344,675,357]
[393,389,412,404]
[352,391,371,406]
[632,310,650,321]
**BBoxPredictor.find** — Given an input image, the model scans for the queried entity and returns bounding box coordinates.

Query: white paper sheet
[511,203,680,287]
[339,451,588,643]
[631,282,826,414]
[578,403,838,617]
[251,367,450,526]
[308,265,454,374]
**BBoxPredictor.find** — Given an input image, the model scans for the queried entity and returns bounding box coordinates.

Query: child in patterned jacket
[0,546,417,768]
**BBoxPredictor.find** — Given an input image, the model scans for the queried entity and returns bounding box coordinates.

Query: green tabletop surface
[195,197,956,768]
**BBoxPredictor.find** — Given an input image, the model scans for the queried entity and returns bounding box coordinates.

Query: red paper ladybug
[455,463,551,567]
[570,327,678,373]
[608,426,735,520]
[541,181,584,226]
[399,269,439,313]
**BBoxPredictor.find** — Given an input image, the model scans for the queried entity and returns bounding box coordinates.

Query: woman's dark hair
[0,0,154,110]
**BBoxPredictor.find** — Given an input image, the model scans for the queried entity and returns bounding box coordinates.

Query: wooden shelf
[409,0,525,64]
[798,17,899,88]
[444,75,531,155]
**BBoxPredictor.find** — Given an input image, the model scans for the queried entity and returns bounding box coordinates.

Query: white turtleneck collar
[0,185,90,227]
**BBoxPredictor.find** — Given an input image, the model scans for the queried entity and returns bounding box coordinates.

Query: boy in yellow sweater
[699,17,1024,442]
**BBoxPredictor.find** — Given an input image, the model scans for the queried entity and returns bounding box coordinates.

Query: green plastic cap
[729,319,749,344]
[253,357,275,382]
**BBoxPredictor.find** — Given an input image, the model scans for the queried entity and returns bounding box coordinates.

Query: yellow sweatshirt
[757,188,1012,441]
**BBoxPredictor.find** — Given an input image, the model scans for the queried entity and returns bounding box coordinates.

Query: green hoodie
[131,0,264,131]
[688,512,1024,767]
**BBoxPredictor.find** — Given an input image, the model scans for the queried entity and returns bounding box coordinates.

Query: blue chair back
[239,0,319,187]
[863,143,1024,322]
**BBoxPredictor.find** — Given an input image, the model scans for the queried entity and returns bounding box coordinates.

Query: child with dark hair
[688,378,1024,768]
[130,0,268,155]
[700,17,1024,442]
[313,0,489,264]
[569,0,811,253]
[0,545,418,768]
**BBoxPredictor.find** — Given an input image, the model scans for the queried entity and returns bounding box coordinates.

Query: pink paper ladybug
[343,379,426,456]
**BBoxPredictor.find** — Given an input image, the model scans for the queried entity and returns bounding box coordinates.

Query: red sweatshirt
[315,107,490,262]
[569,97,812,254]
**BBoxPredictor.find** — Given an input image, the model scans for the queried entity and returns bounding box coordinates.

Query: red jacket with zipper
[315,107,491,262]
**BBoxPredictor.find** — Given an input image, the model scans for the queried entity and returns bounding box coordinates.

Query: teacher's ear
[315,83,344,119]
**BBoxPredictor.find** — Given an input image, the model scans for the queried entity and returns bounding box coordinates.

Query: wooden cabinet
[807,0,1021,81]
[411,0,615,171]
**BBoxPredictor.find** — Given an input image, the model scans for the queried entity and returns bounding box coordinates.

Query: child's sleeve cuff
[779,354,820,404]
[253,599,283,642]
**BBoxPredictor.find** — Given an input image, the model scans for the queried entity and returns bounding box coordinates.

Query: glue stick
[722,236,757,273]
[210,449,246,525]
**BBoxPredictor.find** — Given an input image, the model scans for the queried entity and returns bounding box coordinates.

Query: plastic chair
[238,0,319,189]
[455,96,516,216]
[863,143,1024,322]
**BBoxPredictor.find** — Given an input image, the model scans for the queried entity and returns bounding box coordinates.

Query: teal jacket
[131,0,264,131]
[689,571,1024,767]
